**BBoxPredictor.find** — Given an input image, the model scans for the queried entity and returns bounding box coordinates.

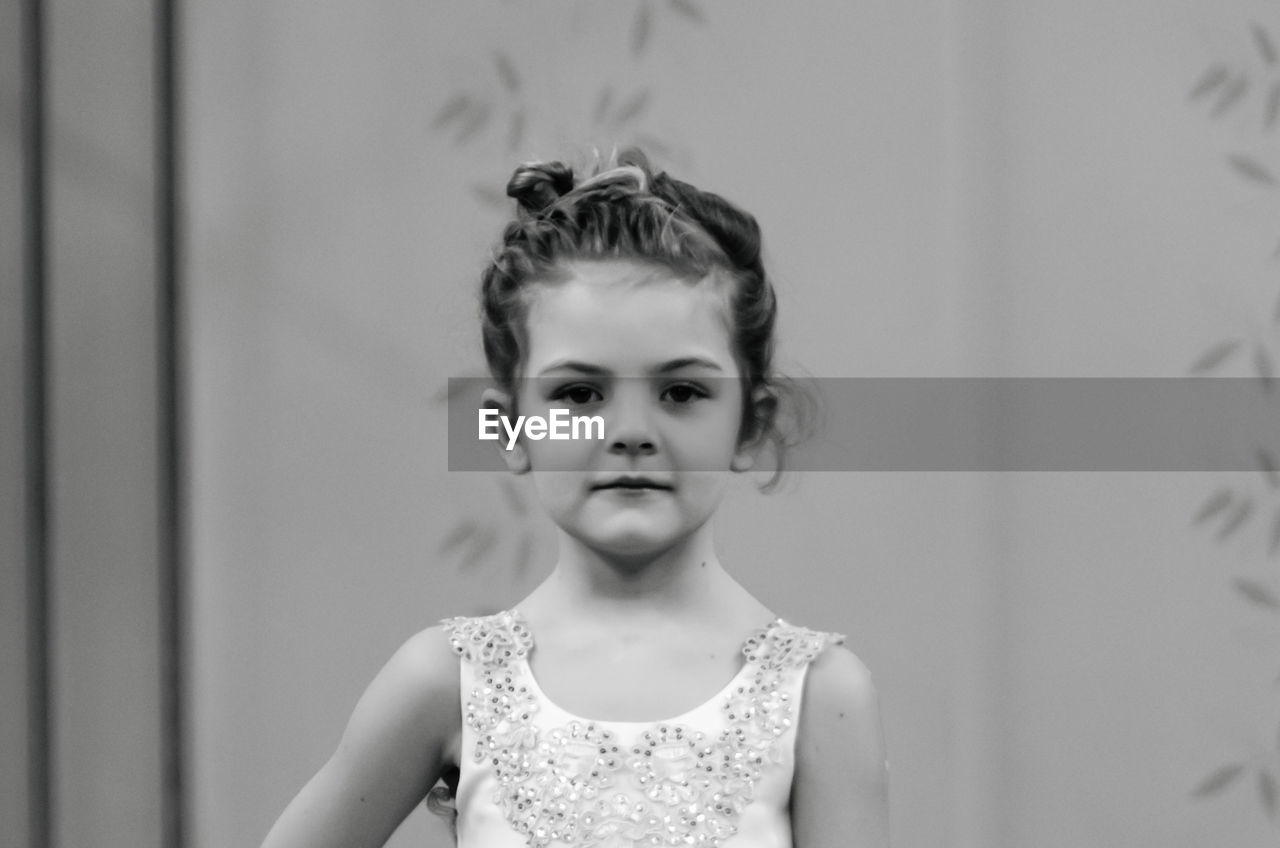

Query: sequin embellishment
[442,610,844,847]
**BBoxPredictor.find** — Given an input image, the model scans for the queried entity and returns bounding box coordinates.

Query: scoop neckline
[507,607,784,728]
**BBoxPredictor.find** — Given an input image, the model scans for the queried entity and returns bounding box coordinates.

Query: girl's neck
[534,524,732,622]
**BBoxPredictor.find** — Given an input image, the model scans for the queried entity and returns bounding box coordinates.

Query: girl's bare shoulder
[386,624,463,697]
[331,626,463,767]
[802,641,878,716]
[340,625,462,735]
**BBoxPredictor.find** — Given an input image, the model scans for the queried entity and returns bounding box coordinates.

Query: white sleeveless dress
[440,609,845,848]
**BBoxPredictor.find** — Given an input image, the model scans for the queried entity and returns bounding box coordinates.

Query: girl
[262,149,889,848]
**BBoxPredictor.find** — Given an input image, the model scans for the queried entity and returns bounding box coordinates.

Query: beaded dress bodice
[440,609,845,848]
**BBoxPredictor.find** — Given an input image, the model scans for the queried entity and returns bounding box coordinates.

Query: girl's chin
[586,531,679,556]
[570,523,689,559]
[572,516,719,561]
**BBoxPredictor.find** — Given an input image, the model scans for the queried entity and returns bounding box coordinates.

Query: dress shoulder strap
[439,609,532,669]
[743,619,846,671]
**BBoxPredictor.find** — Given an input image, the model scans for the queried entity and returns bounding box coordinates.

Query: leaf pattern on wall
[631,1,652,55]
[1259,769,1279,818]
[1228,153,1276,185]
[1194,763,1246,797]
[1253,23,1277,66]
[1212,76,1250,117]
[1190,16,1280,827]
[429,1,699,210]
[1234,577,1279,609]
[1189,339,1243,372]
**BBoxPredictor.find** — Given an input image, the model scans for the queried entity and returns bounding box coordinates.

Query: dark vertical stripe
[21,0,51,846]
[155,0,186,845]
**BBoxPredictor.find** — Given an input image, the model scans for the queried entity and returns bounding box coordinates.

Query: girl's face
[507,258,760,560]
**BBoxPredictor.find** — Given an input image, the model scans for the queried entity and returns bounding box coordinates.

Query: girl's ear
[731,386,778,472]
[480,387,530,474]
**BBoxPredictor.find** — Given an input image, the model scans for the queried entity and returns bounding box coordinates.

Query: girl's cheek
[526,431,599,471]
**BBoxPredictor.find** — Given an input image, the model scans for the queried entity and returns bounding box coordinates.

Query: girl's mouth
[592,476,673,491]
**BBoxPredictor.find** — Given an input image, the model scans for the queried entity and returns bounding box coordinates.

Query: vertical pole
[21,0,51,845]
[156,0,187,845]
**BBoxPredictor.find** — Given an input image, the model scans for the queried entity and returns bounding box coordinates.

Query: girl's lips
[591,477,673,490]
[596,484,670,497]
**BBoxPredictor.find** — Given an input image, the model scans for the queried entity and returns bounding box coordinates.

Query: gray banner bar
[446,378,1280,472]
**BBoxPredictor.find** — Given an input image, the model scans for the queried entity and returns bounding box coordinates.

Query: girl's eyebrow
[653,357,724,374]
[535,360,609,377]
[535,357,725,377]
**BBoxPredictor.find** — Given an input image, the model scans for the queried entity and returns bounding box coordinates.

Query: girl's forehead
[523,259,737,374]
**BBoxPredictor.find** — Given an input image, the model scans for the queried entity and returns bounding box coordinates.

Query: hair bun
[507,161,575,214]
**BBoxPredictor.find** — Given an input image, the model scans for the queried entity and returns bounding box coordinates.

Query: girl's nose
[606,393,657,457]
[609,433,657,457]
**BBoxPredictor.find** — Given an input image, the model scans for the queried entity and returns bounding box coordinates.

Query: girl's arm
[261,626,460,848]
[790,645,891,848]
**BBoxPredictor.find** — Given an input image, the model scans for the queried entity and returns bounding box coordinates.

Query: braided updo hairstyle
[479,147,805,485]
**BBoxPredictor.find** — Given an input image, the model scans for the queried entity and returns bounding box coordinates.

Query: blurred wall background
[6,1,1280,847]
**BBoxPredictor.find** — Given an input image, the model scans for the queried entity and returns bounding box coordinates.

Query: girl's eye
[661,383,708,405]
[551,384,602,405]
